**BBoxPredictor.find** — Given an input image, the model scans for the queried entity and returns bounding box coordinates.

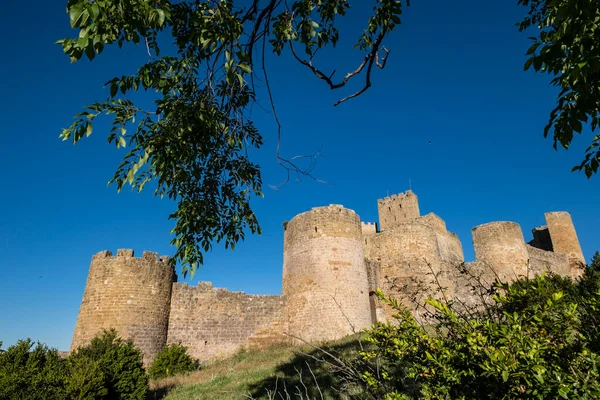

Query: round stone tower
[472,222,529,282]
[71,249,176,364]
[282,205,372,342]
[545,212,585,276]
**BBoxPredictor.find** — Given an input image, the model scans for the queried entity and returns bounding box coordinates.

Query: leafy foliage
[148,343,197,380]
[69,329,148,400]
[589,251,600,271]
[57,0,408,277]
[64,355,108,400]
[0,339,67,400]
[357,262,600,399]
[518,0,600,178]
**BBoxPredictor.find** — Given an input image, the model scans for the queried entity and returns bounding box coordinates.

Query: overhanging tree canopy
[57,0,408,277]
[518,0,600,177]
[57,0,599,277]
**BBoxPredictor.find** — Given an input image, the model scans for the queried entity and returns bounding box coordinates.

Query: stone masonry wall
[472,222,529,282]
[526,245,570,276]
[364,223,456,320]
[545,212,586,276]
[417,213,464,263]
[71,249,175,365]
[283,205,372,342]
[71,191,588,364]
[167,282,283,362]
[377,190,420,231]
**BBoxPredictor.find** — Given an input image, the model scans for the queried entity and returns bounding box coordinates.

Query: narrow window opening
[314,226,318,233]
[388,207,391,211]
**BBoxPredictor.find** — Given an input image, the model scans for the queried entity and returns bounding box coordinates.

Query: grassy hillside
[149,335,367,400]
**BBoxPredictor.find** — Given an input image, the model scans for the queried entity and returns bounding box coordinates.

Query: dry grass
[148,343,300,399]
[147,335,366,400]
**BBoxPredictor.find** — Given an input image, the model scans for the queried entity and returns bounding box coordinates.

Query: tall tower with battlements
[70,249,176,365]
[377,190,420,231]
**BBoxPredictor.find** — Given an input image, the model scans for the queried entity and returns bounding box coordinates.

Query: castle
[71,190,586,364]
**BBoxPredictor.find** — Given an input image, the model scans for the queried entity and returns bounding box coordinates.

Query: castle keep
[71,190,586,364]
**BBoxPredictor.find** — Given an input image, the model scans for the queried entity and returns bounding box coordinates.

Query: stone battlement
[361,222,378,235]
[72,189,587,364]
[377,189,415,203]
[93,249,170,263]
[173,281,281,299]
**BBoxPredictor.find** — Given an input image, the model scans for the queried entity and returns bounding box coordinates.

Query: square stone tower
[377,190,420,231]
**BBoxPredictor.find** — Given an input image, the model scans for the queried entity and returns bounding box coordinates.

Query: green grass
[148,335,368,400]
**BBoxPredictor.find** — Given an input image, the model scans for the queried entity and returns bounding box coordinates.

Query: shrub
[64,354,107,400]
[0,339,67,400]
[148,343,197,380]
[69,329,148,400]
[357,261,600,399]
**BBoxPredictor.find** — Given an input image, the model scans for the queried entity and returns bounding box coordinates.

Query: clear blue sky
[0,1,598,351]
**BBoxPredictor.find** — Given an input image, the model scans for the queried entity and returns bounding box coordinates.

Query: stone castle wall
[282,205,373,342]
[70,249,175,365]
[166,282,282,361]
[472,222,530,281]
[377,190,420,231]
[545,212,585,276]
[71,190,587,364]
[364,210,461,320]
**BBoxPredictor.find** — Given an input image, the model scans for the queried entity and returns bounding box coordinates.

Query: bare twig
[328,290,357,334]
[144,36,153,59]
[288,28,390,107]
[259,13,327,192]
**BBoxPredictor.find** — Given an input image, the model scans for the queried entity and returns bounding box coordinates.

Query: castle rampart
[71,190,588,364]
[364,221,457,319]
[361,222,378,236]
[282,205,372,342]
[526,245,570,276]
[166,282,283,361]
[70,249,175,365]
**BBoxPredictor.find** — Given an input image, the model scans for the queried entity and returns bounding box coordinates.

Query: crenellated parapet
[361,221,378,235]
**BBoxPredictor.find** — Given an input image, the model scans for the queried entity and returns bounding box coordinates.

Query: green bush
[357,258,600,399]
[0,339,67,400]
[148,343,197,380]
[69,329,148,400]
[64,354,108,400]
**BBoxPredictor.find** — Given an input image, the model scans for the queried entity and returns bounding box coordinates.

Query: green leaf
[238,64,252,74]
[85,43,95,61]
[502,370,509,382]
